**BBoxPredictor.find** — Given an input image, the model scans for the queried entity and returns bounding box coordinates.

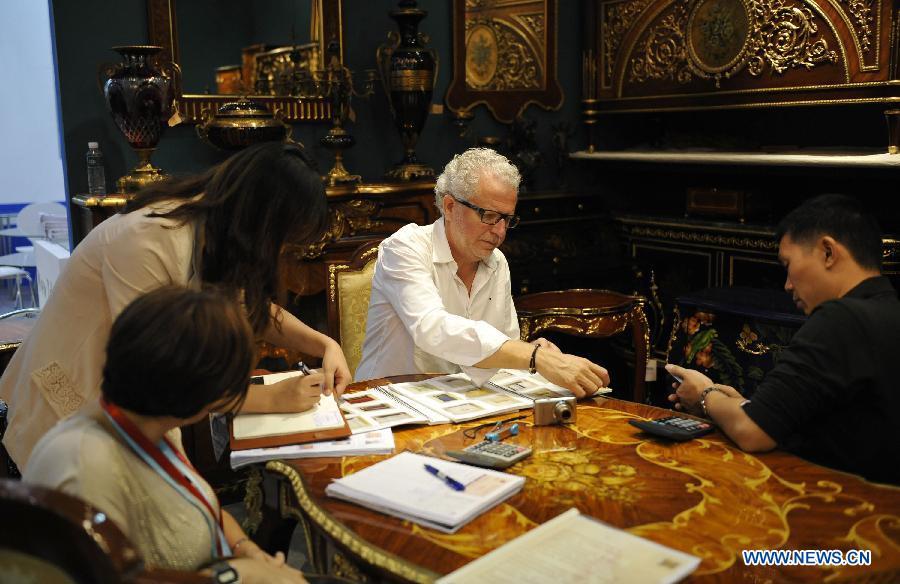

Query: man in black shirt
[667,194,899,485]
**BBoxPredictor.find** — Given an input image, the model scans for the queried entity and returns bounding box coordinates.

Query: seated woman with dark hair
[24,286,306,583]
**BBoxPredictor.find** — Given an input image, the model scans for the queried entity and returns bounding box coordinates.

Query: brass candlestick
[299,53,375,186]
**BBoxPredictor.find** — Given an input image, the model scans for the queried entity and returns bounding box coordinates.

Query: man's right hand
[535,349,610,398]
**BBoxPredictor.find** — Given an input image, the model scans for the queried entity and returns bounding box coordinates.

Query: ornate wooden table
[250,376,900,583]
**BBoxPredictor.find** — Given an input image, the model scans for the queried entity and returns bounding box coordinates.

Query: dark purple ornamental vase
[100,45,176,192]
[377,0,437,181]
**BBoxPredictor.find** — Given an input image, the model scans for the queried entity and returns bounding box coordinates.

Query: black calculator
[628,416,714,441]
[445,440,533,469]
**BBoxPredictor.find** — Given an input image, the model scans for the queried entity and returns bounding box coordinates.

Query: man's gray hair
[434,148,521,214]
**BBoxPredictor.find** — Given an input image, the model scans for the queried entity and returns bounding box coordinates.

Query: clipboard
[228,412,351,451]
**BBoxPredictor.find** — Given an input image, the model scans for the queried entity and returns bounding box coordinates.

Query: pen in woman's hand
[296,361,312,375]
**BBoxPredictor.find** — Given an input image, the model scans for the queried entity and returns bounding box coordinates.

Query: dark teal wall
[52,0,585,200]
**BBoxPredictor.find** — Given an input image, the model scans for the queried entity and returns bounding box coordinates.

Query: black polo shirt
[743,276,900,485]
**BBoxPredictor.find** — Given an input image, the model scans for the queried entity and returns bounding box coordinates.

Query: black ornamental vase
[377,1,437,181]
[100,45,176,192]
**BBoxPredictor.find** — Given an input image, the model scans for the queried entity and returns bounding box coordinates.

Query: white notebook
[438,508,700,584]
[325,451,525,533]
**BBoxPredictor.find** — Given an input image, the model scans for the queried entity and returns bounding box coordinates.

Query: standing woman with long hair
[0,142,351,471]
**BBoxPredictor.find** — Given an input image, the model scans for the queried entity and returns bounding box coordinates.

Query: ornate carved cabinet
[583,0,900,120]
[281,181,438,297]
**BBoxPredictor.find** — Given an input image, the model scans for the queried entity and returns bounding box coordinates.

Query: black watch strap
[208,560,240,584]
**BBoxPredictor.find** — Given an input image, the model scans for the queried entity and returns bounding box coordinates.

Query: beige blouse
[23,403,218,571]
[0,203,201,469]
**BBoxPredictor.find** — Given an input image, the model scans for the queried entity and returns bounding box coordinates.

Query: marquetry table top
[266,375,900,583]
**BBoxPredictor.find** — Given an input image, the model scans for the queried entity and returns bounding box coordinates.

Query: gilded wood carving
[587,0,899,112]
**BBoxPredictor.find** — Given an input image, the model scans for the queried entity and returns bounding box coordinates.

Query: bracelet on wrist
[699,385,726,417]
[529,344,541,374]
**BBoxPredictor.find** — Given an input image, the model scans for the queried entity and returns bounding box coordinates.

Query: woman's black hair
[124,142,328,335]
[101,286,256,419]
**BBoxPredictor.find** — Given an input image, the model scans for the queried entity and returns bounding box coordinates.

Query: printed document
[437,508,700,584]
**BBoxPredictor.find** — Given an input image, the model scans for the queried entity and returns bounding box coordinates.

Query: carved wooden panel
[585,0,900,111]
[447,0,564,123]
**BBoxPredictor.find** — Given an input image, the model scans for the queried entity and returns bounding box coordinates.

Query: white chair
[0,266,35,309]
[0,203,67,308]
[16,203,67,238]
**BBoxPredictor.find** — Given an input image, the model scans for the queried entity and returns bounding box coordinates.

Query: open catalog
[437,508,700,584]
[230,371,351,451]
[341,369,611,434]
[325,451,525,533]
[340,372,530,434]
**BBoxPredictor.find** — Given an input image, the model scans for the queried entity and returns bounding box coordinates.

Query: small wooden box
[686,187,766,222]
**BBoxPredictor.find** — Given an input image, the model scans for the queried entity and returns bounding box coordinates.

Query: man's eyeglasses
[451,196,520,229]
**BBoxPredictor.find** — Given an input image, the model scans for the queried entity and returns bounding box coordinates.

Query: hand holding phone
[664,364,684,385]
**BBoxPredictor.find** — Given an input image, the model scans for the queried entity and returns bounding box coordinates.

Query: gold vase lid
[211,99,279,121]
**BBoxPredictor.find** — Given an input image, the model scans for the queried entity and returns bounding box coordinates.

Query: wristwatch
[207,561,240,584]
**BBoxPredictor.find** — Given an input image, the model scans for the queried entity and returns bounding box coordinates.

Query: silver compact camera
[533,396,577,425]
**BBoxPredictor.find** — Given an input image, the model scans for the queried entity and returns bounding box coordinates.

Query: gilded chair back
[515,289,650,403]
[326,240,382,378]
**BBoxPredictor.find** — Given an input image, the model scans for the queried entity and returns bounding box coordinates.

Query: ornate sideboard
[501,190,624,296]
[71,181,439,298]
[615,212,900,354]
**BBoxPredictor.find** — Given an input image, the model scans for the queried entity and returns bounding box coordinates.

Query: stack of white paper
[229,428,395,469]
[438,508,700,584]
[325,452,525,533]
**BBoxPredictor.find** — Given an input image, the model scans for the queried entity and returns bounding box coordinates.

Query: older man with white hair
[356,148,609,396]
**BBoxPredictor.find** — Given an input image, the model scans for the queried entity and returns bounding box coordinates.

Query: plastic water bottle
[86,142,107,195]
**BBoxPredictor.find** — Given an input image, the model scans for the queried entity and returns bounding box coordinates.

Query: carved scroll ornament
[628,0,839,88]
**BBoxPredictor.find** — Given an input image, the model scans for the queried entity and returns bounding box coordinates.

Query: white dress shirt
[355,219,520,385]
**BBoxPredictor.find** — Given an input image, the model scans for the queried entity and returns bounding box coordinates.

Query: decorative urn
[377,0,437,181]
[196,99,292,150]
[100,45,176,192]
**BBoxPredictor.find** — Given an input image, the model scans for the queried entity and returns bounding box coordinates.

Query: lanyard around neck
[100,398,230,558]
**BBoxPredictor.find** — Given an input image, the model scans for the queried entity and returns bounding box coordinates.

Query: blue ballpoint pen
[424,464,466,491]
[296,361,312,375]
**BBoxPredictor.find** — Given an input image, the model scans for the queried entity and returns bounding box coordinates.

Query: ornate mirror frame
[146,0,344,123]
[445,0,563,124]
